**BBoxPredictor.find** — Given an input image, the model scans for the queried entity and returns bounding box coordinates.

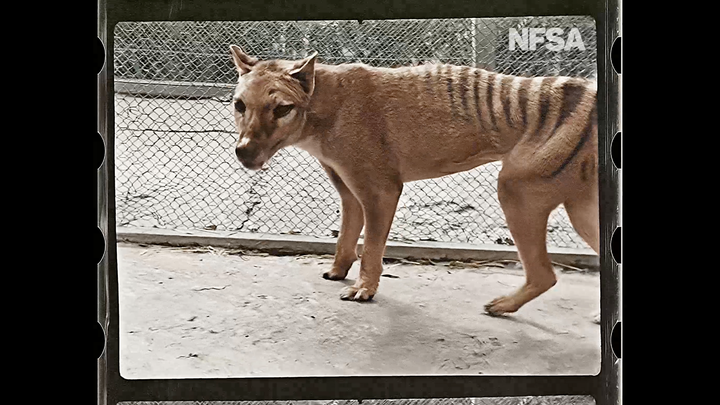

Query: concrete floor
[117,242,601,379]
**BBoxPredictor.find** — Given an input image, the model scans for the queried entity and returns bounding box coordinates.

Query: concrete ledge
[116,226,599,270]
[115,78,234,99]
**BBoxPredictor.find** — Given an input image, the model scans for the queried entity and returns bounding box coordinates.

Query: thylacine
[229,45,599,319]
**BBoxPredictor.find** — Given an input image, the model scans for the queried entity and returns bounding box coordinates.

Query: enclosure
[113,16,602,379]
[113,16,597,249]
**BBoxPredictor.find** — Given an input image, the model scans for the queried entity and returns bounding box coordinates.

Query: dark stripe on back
[552,79,587,133]
[518,78,531,127]
[436,64,445,104]
[445,65,455,116]
[536,77,558,133]
[459,66,470,117]
[548,102,596,178]
[486,72,498,131]
[424,64,434,96]
[580,158,589,182]
[500,75,514,128]
[473,69,482,128]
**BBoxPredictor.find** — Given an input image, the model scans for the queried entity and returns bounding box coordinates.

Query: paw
[340,286,375,301]
[322,268,348,280]
[592,311,601,324]
[484,296,519,316]
[322,257,355,281]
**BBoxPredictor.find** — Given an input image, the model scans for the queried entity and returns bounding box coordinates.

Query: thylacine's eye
[234,100,246,114]
[273,104,294,119]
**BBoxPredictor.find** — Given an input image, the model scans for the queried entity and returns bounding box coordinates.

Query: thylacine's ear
[288,52,318,95]
[229,45,258,75]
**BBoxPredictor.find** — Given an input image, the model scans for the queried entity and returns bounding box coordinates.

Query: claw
[340,286,374,301]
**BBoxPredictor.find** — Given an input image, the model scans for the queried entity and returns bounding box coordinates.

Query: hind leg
[564,187,600,254]
[564,186,601,323]
[485,175,562,316]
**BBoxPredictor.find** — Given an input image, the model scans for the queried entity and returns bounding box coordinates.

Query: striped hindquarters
[412,63,597,178]
[524,76,597,178]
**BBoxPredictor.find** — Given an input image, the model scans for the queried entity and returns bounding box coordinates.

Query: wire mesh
[113,17,597,249]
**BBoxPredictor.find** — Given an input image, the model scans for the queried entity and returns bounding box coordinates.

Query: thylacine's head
[230,45,318,170]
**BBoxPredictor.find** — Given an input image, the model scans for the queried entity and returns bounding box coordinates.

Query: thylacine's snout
[235,138,265,171]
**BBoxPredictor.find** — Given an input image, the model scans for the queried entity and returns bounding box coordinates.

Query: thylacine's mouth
[236,138,286,171]
[238,158,266,171]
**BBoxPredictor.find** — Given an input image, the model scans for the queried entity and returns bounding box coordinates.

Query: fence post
[473,18,496,70]
[471,18,477,67]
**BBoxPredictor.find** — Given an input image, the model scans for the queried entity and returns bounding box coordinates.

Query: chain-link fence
[113,17,597,249]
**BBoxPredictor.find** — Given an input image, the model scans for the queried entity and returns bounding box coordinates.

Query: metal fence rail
[113,17,597,249]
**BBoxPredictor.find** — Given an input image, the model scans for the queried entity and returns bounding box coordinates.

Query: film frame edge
[96,0,621,404]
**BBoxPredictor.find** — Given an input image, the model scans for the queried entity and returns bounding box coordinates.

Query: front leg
[320,163,364,280]
[340,182,403,301]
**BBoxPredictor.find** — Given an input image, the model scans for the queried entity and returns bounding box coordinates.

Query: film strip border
[93,0,621,404]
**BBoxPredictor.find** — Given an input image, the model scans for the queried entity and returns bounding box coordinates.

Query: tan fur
[229,45,599,317]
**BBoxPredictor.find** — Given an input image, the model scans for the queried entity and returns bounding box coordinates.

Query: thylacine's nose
[235,138,265,170]
[235,144,254,162]
[235,137,256,161]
